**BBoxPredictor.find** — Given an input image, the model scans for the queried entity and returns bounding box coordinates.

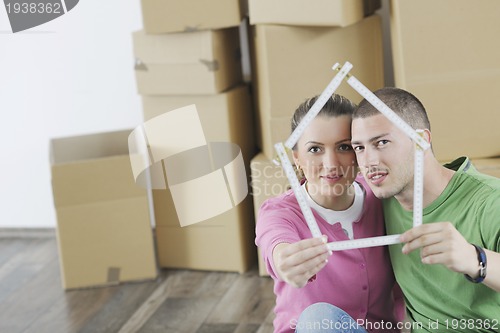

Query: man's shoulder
[446,156,500,192]
[461,163,500,194]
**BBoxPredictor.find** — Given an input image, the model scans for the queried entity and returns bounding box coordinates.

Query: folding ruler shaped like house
[274,62,430,251]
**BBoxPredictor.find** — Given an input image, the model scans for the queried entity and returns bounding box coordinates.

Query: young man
[351,87,500,332]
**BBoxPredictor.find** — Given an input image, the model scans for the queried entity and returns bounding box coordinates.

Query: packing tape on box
[128,104,248,227]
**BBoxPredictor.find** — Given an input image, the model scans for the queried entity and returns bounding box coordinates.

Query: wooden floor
[0,229,276,333]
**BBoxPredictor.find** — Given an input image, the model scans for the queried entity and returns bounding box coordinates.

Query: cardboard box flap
[50,129,131,165]
[50,129,144,206]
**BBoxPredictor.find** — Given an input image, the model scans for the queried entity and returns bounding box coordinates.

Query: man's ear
[421,129,434,156]
[422,129,432,144]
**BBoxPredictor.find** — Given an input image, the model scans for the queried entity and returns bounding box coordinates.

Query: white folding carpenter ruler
[274,61,430,251]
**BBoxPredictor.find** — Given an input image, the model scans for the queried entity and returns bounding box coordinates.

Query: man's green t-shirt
[384,157,500,333]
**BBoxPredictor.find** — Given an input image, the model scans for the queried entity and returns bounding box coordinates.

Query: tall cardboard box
[141,85,258,272]
[50,129,157,289]
[390,0,500,161]
[141,85,256,161]
[249,0,380,27]
[251,15,384,159]
[250,153,290,276]
[141,0,244,34]
[133,28,243,95]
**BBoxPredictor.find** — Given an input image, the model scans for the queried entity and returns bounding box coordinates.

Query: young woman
[255,94,404,333]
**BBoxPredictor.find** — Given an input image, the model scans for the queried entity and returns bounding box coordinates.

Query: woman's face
[293,115,357,200]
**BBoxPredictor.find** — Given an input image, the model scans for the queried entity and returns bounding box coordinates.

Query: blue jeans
[295,302,368,333]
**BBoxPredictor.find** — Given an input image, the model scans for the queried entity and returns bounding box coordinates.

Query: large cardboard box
[249,0,380,27]
[133,28,242,95]
[142,85,258,272]
[390,0,500,161]
[141,85,256,161]
[250,153,290,276]
[251,15,384,159]
[154,195,256,273]
[141,0,244,34]
[50,130,157,290]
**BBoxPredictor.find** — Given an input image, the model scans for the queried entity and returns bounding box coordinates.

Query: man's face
[351,114,415,200]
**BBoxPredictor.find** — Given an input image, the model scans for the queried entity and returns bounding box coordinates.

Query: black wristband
[464,244,487,283]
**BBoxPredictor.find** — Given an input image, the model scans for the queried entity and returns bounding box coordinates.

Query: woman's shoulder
[355,173,371,193]
[260,189,298,212]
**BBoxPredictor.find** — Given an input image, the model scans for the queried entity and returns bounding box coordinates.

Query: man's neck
[396,155,455,211]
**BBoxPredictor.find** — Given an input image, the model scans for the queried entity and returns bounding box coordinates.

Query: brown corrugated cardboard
[141,85,256,161]
[249,0,377,27]
[471,158,500,179]
[390,0,500,161]
[133,28,242,95]
[155,196,255,272]
[250,15,384,159]
[141,85,258,272]
[250,153,290,276]
[50,130,157,290]
[141,0,243,34]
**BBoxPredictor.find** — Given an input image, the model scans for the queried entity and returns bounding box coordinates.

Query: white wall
[0,1,143,227]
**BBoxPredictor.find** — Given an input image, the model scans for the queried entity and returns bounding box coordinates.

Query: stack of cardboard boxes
[132,0,257,273]
[389,0,500,175]
[247,0,384,275]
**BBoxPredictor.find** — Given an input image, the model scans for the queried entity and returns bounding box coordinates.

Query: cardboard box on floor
[390,0,500,161]
[250,15,384,159]
[141,85,258,272]
[133,28,242,95]
[50,129,157,290]
[154,195,256,273]
[250,153,290,276]
[249,0,380,27]
[141,0,244,34]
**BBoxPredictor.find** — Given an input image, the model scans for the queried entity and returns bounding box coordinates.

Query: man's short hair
[353,87,431,131]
